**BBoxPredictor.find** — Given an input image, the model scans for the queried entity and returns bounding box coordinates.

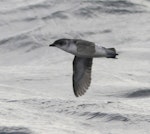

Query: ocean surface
[0,0,150,134]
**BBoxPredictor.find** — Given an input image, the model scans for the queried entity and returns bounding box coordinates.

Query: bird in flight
[49,38,118,97]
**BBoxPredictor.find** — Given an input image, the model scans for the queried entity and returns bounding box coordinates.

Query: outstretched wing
[73,56,93,97]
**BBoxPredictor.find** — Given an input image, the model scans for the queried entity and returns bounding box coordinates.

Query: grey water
[0,0,150,134]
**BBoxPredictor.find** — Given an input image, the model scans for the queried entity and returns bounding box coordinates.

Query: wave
[80,111,129,122]
[125,89,150,98]
[6,99,129,122]
[0,126,33,134]
[0,0,146,25]
[0,34,41,52]
[74,0,145,18]
[42,11,68,20]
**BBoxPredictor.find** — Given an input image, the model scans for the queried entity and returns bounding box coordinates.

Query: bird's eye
[54,39,67,47]
[74,40,77,44]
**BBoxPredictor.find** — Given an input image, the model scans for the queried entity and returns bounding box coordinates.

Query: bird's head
[49,39,70,50]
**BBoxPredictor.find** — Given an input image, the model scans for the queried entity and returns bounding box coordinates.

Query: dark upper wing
[75,39,95,55]
[73,56,93,97]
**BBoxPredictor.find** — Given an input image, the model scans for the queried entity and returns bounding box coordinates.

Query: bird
[49,38,118,97]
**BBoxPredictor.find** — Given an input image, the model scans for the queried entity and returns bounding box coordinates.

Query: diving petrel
[49,38,118,97]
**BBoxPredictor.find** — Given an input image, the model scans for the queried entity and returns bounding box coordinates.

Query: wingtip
[74,89,87,97]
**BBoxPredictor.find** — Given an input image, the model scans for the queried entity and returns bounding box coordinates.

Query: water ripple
[81,111,129,122]
[126,89,150,98]
[0,127,33,134]
[74,0,145,18]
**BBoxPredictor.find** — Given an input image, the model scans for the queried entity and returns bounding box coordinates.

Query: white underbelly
[66,44,78,54]
[94,45,107,57]
[62,43,107,58]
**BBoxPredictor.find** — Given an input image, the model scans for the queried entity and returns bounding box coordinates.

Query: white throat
[59,43,77,55]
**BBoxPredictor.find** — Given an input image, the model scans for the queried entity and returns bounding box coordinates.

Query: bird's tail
[105,48,118,58]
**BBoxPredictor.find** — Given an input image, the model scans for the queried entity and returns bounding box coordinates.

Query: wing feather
[73,56,93,97]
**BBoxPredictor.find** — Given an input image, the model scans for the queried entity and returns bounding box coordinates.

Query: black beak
[49,44,55,47]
